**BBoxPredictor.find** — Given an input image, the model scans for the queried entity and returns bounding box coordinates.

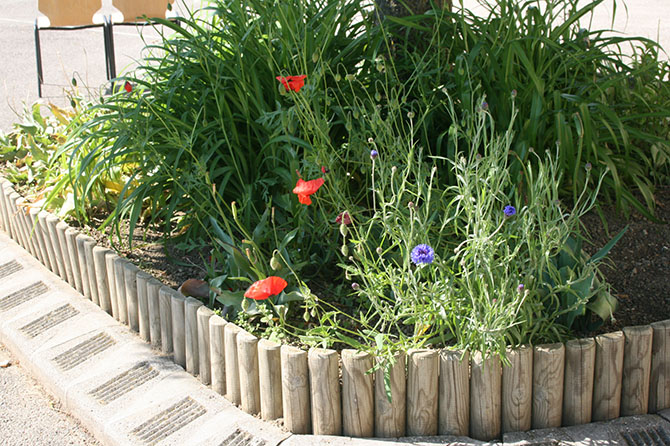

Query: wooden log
[2,185,17,241]
[532,343,565,429]
[83,237,99,306]
[470,353,501,441]
[281,345,311,434]
[24,206,42,259]
[502,346,532,433]
[113,256,128,324]
[258,339,282,421]
[0,181,11,235]
[55,222,74,287]
[136,271,153,342]
[341,349,374,437]
[406,349,438,436]
[374,352,406,438]
[592,331,624,421]
[439,350,470,436]
[197,306,214,385]
[158,286,173,354]
[14,197,34,255]
[18,202,39,258]
[45,214,66,280]
[1,184,16,239]
[170,289,186,368]
[308,348,341,436]
[237,330,261,415]
[649,319,670,412]
[7,190,24,246]
[30,208,50,269]
[39,212,59,274]
[75,234,91,299]
[224,323,241,405]
[64,228,82,294]
[123,262,140,331]
[92,247,113,315]
[9,194,29,252]
[563,338,595,426]
[621,325,653,416]
[147,278,163,348]
[184,297,202,375]
[209,315,227,395]
[104,252,119,319]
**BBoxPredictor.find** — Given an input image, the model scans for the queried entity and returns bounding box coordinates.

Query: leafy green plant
[0,93,118,219]
[381,0,670,219]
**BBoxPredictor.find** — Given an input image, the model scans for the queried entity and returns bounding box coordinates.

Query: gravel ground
[0,343,101,446]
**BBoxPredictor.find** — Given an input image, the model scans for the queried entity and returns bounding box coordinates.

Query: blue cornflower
[504,205,516,217]
[370,149,379,160]
[411,244,435,265]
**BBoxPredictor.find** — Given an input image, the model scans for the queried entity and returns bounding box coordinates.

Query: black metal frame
[34,20,114,98]
[34,15,180,97]
[104,17,181,81]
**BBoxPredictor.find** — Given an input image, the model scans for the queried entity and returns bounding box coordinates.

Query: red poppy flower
[124,81,133,93]
[244,276,288,300]
[276,75,307,92]
[293,177,325,205]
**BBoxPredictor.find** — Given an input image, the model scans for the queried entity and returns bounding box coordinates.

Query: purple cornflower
[504,205,516,217]
[411,244,435,265]
[517,284,524,293]
[370,149,379,160]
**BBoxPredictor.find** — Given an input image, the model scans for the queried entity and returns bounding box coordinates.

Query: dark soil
[69,217,209,289]
[582,186,670,332]
[90,186,670,333]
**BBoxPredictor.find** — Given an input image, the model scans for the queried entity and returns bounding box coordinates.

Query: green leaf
[275,290,304,305]
[587,291,618,321]
[587,226,628,265]
[214,290,245,307]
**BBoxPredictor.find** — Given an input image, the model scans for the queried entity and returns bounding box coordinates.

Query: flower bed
[1,176,669,441]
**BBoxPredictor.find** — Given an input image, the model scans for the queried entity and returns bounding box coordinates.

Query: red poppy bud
[124,81,133,93]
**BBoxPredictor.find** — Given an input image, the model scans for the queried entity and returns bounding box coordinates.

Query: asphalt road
[0,343,101,446]
[0,0,196,133]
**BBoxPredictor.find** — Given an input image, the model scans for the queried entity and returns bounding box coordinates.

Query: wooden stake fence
[1,176,670,442]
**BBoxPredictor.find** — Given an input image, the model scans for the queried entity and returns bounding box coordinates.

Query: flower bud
[376,246,383,255]
[345,74,355,81]
[270,254,282,271]
[370,149,378,160]
[351,282,360,290]
[312,52,319,63]
[241,297,250,311]
[339,223,348,237]
[341,244,349,256]
[407,111,415,119]
[231,201,238,220]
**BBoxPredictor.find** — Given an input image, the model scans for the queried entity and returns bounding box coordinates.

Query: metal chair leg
[34,20,44,98]
[105,16,117,80]
[103,17,112,80]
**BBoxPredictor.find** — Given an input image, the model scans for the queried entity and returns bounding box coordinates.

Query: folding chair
[105,0,177,80]
[34,0,113,97]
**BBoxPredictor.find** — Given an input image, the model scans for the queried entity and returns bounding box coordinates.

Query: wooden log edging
[1,177,670,442]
